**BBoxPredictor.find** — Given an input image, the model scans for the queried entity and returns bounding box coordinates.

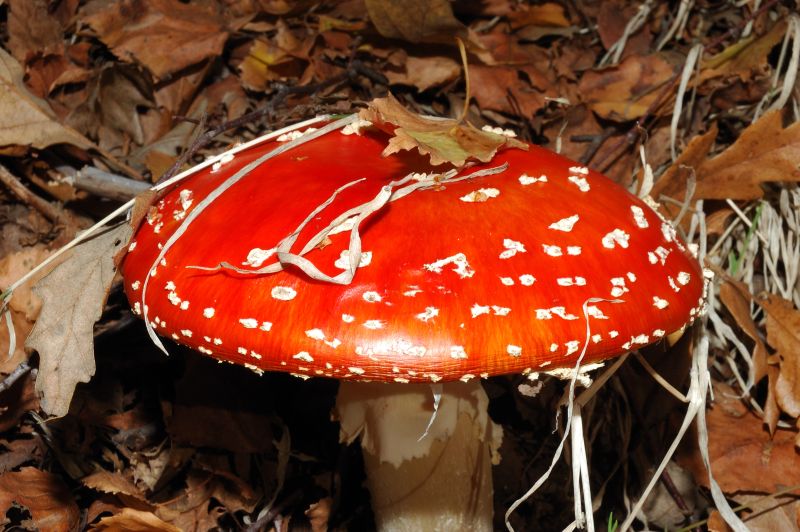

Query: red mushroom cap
[122,118,704,383]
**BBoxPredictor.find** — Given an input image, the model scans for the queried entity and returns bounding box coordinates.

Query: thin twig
[0,361,32,394]
[73,166,151,201]
[0,163,65,224]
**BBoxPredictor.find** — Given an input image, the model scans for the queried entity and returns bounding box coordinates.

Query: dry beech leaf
[0,46,92,150]
[469,65,549,118]
[578,53,677,121]
[83,0,228,80]
[508,3,571,29]
[95,66,154,146]
[236,38,307,91]
[718,280,778,433]
[385,56,461,92]
[699,19,788,84]
[81,471,147,502]
[736,493,800,532]
[365,0,467,44]
[678,381,800,493]
[359,93,527,167]
[6,0,63,61]
[692,111,800,200]
[708,510,733,532]
[89,508,182,532]
[651,121,718,204]
[26,224,132,417]
[757,293,800,419]
[0,467,81,532]
[719,280,769,382]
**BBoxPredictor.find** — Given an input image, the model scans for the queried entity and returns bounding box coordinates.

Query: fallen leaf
[0,438,45,474]
[0,245,52,321]
[0,467,81,532]
[202,76,248,122]
[385,56,461,92]
[650,124,717,207]
[758,293,800,419]
[719,279,780,434]
[24,53,92,99]
[318,14,368,32]
[474,28,551,66]
[236,38,307,91]
[153,62,211,119]
[0,46,92,150]
[193,455,260,513]
[699,19,787,85]
[578,53,677,121]
[26,224,133,417]
[154,471,225,531]
[6,0,63,61]
[306,497,333,532]
[719,280,769,383]
[708,510,733,532]
[89,507,182,532]
[130,445,193,493]
[677,381,800,493]
[98,66,154,146]
[508,3,571,28]
[0,372,39,433]
[359,93,527,166]
[737,493,800,532]
[83,0,229,80]
[691,111,800,200]
[81,471,147,502]
[596,1,653,59]
[469,65,549,118]
[365,0,467,44]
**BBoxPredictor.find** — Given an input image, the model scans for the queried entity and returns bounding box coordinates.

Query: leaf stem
[456,37,470,124]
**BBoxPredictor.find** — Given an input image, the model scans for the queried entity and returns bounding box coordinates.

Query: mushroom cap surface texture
[122,121,704,383]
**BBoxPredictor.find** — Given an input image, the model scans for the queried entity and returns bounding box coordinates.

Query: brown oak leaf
[359,93,527,167]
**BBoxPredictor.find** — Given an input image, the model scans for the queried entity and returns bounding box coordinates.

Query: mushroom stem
[336,380,502,531]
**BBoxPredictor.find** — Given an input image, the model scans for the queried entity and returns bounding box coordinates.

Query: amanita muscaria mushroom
[122,105,704,530]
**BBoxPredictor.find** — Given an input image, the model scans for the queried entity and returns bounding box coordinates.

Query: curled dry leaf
[359,93,527,166]
[81,470,147,502]
[365,0,467,44]
[469,65,549,118]
[0,47,92,150]
[507,3,571,29]
[678,381,800,494]
[385,56,461,92]
[699,19,788,85]
[89,507,182,532]
[718,280,769,382]
[82,0,228,80]
[655,110,800,204]
[692,111,800,201]
[26,223,133,417]
[578,53,677,121]
[0,467,81,532]
[650,124,717,207]
[718,279,779,433]
[757,293,800,422]
[6,0,64,61]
